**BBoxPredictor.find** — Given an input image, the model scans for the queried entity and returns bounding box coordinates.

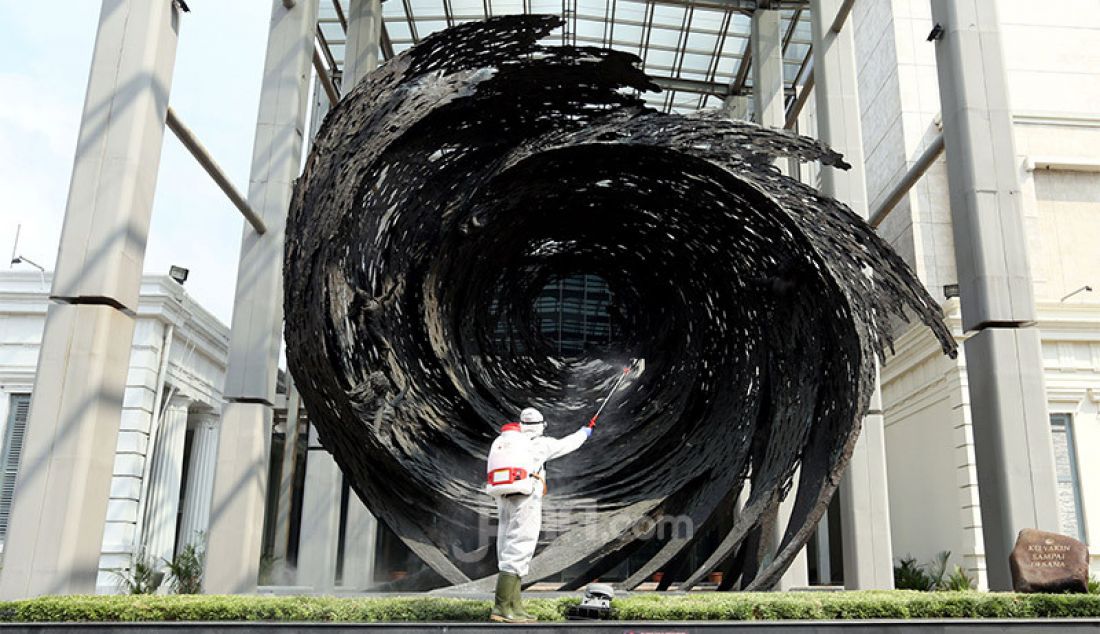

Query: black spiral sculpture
[284,15,956,592]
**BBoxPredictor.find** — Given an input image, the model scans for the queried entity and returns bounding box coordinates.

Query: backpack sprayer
[587,358,641,428]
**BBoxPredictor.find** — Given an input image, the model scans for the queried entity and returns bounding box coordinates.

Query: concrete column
[297,425,342,592]
[341,496,378,589]
[753,10,806,587]
[204,0,319,595]
[839,409,894,589]
[930,0,1060,591]
[810,0,894,589]
[721,95,751,120]
[313,0,386,576]
[177,411,219,552]
[0,0,180,599]
[775,471,809,590]
[143,395,191,566]
[343,0,383,88]
[814,514,832,584]
[751,9,785,130]
[272,384,302,562]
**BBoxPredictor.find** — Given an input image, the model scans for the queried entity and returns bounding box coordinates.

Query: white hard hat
[520,407,544,423]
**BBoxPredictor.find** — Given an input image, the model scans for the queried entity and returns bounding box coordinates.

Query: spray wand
[588,359,637,428]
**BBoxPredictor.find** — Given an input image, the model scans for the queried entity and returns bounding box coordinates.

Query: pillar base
[203,401,271,594]
[964,327,1059,590]
[0,304,135,599]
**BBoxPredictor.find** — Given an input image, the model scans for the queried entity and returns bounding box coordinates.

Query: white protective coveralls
[488,420,589,577]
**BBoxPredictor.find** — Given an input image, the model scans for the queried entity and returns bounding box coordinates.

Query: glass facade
[534,274,613,355]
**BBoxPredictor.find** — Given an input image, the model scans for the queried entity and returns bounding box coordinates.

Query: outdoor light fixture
[1061,285,1093,302]
[169,265,190,286]
[944,283,960,299]
[566,583,615,620]
[10,256,44,273]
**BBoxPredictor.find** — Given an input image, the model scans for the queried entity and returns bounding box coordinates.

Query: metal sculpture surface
[284,15,956,591]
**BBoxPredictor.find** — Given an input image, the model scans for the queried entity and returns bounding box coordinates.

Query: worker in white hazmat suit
[484,406,592,623]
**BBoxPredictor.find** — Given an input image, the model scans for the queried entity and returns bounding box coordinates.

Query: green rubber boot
[509,576,536,623]
[490,573,523,623]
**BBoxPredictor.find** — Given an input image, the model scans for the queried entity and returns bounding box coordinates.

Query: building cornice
[0,271,230,360]
[1013,111,1100,129]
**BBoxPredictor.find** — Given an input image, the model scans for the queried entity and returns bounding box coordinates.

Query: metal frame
[311,0,812,114]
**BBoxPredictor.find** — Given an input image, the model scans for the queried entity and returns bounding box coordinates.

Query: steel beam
[868,133,945,228]
[165,107,267,234]
[312,49,341,103]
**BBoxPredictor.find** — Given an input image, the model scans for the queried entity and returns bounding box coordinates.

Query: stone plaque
[1009,528,1089,593]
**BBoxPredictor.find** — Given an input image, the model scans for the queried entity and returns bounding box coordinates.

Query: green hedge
[0,592,1097,623]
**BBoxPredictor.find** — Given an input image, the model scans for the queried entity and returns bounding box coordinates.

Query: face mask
[520,422,545,438]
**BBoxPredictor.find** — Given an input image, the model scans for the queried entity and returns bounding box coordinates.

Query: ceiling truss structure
[314,0,814,117]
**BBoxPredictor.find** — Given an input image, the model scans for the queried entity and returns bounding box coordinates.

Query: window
[1050,413,1087,542]
[0,394,31,543]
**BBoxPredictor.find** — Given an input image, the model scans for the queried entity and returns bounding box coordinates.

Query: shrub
[0,592,1096,622]
[1089,575,1099,595]
[894,551,974,592]
[112,553,164,595]
[894,556,934,591]
[164,538,205,595]
[941,565,976,592]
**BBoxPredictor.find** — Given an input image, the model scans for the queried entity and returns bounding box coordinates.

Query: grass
[0,591,1097,622]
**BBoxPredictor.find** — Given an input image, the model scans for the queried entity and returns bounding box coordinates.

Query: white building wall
[869,0,1100,583]
[879,304,986,587]
[0,272,229,593]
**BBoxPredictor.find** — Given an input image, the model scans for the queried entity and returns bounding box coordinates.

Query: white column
[721,95,751,120]
[775,471,809,590]
[751,9,785,130]
[341,496,378,589]
[754,8,805,589]
[810,0,894,589]
[143,395,191,567]
[839,408,894,589]
[343,0,383,88]
[929,0,1059,591]
[272,384,302,562]
[296,425,342,592]
[177,411,220,552]
[204,0,319,595]
[815,513,832,584]
[0,0,180,599]
[303,0,386,583]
